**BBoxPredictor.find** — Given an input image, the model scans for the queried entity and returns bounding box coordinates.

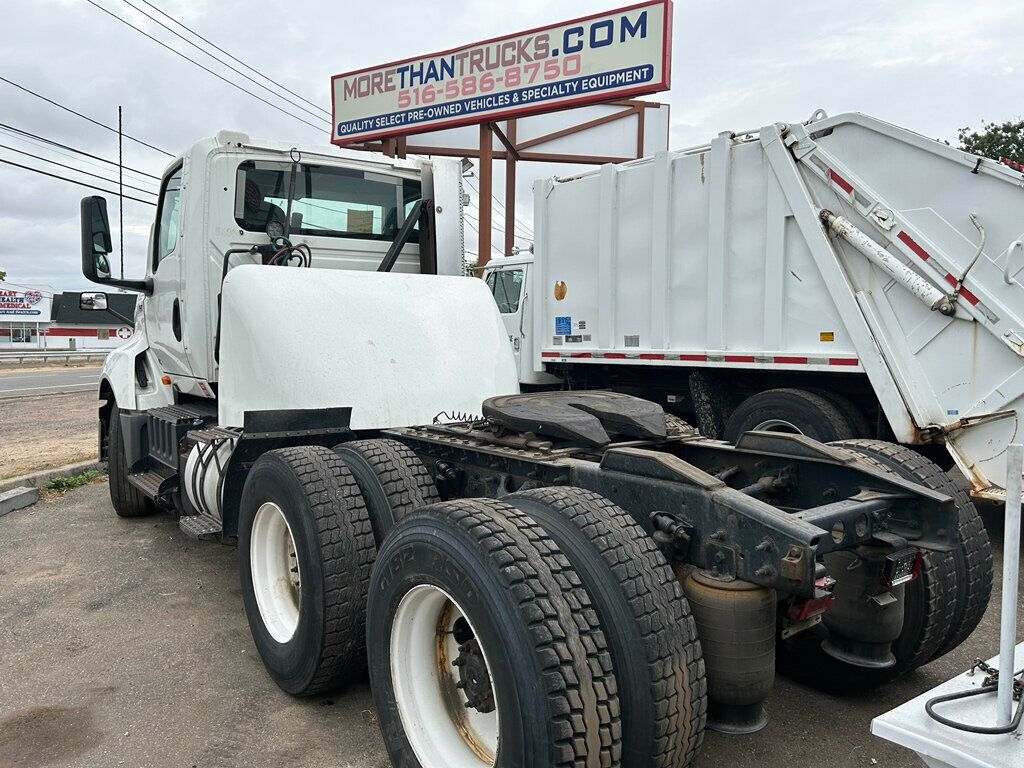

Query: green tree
[957,120,1024,165]
[0,269,6,282]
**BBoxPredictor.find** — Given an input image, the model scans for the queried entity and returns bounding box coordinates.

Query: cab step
[127,465,177,498]
[179,514,223,540]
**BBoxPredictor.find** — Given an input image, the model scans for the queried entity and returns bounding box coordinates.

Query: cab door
[146,164,192,376]
[485,265,526,372]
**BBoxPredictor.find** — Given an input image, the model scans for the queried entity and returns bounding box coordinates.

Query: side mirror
[80,292,108,311]
[79,196,150,293]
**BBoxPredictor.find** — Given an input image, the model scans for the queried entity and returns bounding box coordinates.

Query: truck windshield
[234,161,421,240]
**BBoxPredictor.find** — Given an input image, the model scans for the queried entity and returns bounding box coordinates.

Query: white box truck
[77,122,991,768]
[483,110,1024,502]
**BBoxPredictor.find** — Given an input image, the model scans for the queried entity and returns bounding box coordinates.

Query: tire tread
[400,498,622,768]
[510,487,706,767]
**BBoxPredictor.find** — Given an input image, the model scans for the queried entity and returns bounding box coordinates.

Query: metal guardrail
[0,350,109,365]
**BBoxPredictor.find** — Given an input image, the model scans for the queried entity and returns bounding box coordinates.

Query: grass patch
[44,469,103,493]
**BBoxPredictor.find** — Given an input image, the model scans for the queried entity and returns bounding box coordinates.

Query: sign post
[331,0,673,267]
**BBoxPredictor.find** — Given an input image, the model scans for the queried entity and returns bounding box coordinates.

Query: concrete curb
[0,486,40,517]
[0,459,106,495]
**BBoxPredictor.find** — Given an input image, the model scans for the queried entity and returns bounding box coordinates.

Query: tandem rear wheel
[776,440,993,693]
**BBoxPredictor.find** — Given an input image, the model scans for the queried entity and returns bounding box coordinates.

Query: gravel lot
[0,390,98,480]
[0,482,1015,768]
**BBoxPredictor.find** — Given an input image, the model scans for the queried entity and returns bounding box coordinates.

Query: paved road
[0,482,1016,768]
[0,367,101,397]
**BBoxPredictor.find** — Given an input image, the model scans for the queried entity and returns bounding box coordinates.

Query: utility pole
[118,105,124,279]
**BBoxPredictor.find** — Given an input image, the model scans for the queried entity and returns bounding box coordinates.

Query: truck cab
[482,254,556,386]
[82,130,467,415]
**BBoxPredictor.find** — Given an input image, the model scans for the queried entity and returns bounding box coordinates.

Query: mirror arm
[99,277,152,295]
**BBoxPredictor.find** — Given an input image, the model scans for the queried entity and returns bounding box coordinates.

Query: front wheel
[107,403,153,517]
[239,445,376,696]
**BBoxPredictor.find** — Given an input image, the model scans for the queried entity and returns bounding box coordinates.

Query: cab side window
[486,269,524,313]
[154,166,183,270]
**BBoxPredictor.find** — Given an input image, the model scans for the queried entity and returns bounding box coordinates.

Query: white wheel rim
[250,501,302,643]
[391,585,499,767]
[752,418,803,434]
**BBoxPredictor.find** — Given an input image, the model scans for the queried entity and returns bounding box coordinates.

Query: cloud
[1,0,1021,287]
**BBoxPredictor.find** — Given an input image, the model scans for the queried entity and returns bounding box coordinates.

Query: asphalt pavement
[0,367,101,398]
[0,482,1017,768]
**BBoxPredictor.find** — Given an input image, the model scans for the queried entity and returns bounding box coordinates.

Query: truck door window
[485,269,524,313]
[235,161,421,240]
[154,166,183,271]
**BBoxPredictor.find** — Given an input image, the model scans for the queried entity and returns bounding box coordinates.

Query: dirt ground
[0,391,98,479]
[0,481,1017,768]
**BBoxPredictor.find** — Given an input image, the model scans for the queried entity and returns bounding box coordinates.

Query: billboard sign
[330,0,672,145]
[0,289,50,319]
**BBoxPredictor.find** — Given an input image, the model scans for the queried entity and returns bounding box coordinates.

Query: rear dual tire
[239,446,376,696]
[508,487,706,768]
[775,439,992,693]
[368,498,622,768]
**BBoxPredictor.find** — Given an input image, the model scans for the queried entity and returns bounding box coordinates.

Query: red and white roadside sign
[330,0,672,145]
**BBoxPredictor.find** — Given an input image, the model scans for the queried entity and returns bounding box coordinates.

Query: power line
[0,143,157,196]
[0,281,58,297]
[463,174,533,238]
[115,0,329,124]
[136,0,327,117]
[464,175,530,233]
[0,121,162,179]
[0,75,173,157]
[0,157,157,205]
[133,0,329,115]
[0,125,158,185]
[84,0,326,133]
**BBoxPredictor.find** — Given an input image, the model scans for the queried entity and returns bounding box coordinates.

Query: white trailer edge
[483,110,1024,500]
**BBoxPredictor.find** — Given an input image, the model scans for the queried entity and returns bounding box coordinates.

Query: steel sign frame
[330,0,673,146]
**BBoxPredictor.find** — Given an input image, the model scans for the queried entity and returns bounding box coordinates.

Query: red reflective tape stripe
[724,355,756,363]
[829,358,860,366]
[828,169,854,195]
[774,356,808,365]
[897,231,931,261]
[942,274,981,305]
[570,352,592,358]
[541,352,561,358]
[603,352,626,359]
[679,354,708,362]
[640,353,665,360]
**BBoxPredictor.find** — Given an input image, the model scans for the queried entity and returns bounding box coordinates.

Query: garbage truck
[78,118,992,768]
[483,110,1024,503]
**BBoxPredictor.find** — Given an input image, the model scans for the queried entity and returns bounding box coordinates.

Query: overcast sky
[1,0,1021,294]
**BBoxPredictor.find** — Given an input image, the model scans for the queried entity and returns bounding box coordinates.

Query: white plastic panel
[218,266,518,429]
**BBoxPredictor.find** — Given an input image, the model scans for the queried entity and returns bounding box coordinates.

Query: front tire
[239,446,375,696]
[368,498,622,768]
[107,404,153,517]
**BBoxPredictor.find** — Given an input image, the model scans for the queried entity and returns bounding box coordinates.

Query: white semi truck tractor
[484,110,1024,505]
[81,125,991,768]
